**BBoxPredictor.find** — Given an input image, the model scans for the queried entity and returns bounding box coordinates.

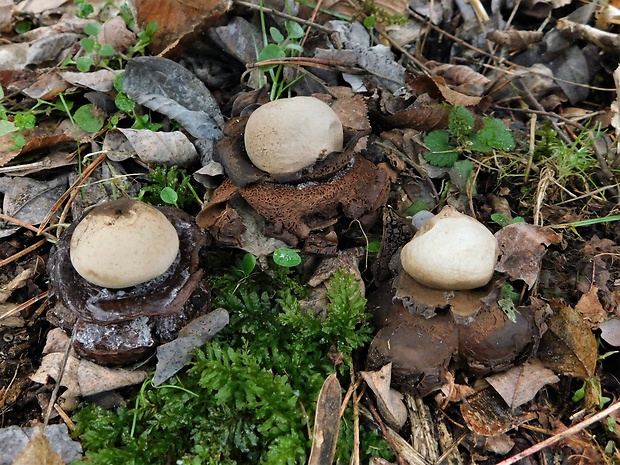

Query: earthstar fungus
[48,199,210,365]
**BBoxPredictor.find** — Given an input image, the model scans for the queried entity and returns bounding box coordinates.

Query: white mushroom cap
[400,206,499,290]
[244,96,344,175]
[69,199,180,288]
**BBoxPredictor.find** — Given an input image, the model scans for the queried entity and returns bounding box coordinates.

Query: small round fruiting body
[243,96,344,175]
[400,206,498,290]
[70,199,180,288]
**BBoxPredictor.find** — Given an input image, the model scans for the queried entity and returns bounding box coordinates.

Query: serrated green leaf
[285,21,304,39]
[477,117,515,151]
[424,130,459,167]
[11,133,26,149]
[448,105,474,137]
[84,21,103,36]
[74,104,104,133]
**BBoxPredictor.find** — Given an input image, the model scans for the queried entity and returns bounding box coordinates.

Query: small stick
[0,239,48,268]
[497,400,620,465]
[233,0,334,33]
[0,291,48,321]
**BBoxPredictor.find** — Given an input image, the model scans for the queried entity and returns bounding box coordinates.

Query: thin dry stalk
[0,291,48,321]
[497,400,620,465]
[0,239,47,268]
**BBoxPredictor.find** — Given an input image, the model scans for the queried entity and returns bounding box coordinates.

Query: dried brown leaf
[11,431,64,465]
[136,0,232,56]
[487,30,544,51]
[495,223,562,289]
[538,305,598,379]
[308,374,341,465]
[575,285,607,325]
[486,359,559,408]
[426,61,491,92]
[361,364,408,430]
[460,389,537,436]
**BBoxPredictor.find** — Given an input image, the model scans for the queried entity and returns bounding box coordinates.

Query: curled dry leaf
[136,0,232,56]
[97,16,136,53]
[59,69,118,93]
[486,30,544,51]
[538,305,598,379]
[308,374,342,465]
[556,17,620,55]
[11,431,64,465]
[425,61,491,95]
[486,358,559,409]
[361,364,408,430]
[103,128,199,167]
[123,56,224,139]
[495,223,562,289]
[599,317,620,346]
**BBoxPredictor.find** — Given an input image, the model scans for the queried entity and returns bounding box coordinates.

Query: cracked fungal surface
[197,97,388,253]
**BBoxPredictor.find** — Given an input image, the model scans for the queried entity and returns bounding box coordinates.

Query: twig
[0,239,48,268]
[0,291,48,321]
[37,152,107,234]
[233,0,334,33]
[497,400,620,465]
[408,7,615,93]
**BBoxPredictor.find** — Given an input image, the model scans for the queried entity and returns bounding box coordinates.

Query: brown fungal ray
[393,271,494,321]
[239,156,390,242]
[367,306,458,397]
[371,206,415,283]
[214,116,269,187]
[70,280,211,365]
[48,207,208,325]
[457,302,539,376]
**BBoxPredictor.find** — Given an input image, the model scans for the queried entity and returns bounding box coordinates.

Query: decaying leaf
[486,358,559,408]
[495,223,562,289]
[361,364,408,430]
[11,431,66,465]
[123,56,224,139]
[538,305,598,379]
[135,0,232,56]
[308,374,341,465]
[0,424,82,465]
[0,174,67,237]
[153,308,229,386]
[30,329,149,406]
[425,61,491,95]
[487,30,544,51]
[575,285,607,326]
[460,389,537,436]
[103,128,199,167]
[600,317,620,346]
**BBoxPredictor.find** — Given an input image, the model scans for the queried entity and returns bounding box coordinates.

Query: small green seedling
[62,21,116,72]
[424,105,515,167]
[241,253,257,276]
[75,0,94,18]
[137,166,202,209]
[257,1,305,100]
[491,213,525,227]
[498,282,520,323]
